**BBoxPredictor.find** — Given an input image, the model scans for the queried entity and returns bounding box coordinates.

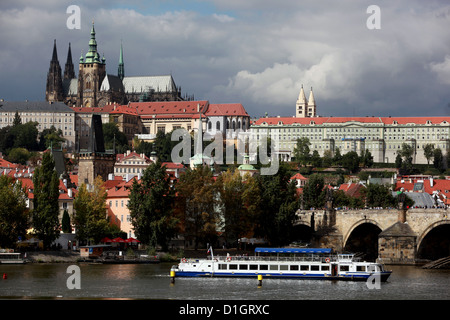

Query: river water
[0,263,449,300]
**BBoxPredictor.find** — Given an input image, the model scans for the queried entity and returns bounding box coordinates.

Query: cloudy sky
[1,0,450,119]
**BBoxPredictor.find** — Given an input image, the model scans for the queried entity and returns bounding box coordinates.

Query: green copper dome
[83,22,104,64]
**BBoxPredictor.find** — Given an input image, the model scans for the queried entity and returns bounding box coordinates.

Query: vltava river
[0,263,449,300]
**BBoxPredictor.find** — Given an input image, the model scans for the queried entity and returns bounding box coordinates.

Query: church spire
[64,42,75,80]
[46,40,64,102]
[118,41,124,81]
[51,39,59,62]
[84,21,103,64]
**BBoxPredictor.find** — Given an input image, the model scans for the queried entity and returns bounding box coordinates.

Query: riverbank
[22,248,253,263]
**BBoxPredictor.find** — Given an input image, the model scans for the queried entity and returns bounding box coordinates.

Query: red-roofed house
[290,173,308,188]
[106,185,134,238]
[114,150,153,179]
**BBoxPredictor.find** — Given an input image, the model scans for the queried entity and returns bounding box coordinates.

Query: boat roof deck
[255,248,332,254]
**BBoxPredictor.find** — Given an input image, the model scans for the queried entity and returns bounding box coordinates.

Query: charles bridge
[295,207,450,264]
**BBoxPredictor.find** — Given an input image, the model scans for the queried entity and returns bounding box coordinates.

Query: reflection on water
[0,263,449,300]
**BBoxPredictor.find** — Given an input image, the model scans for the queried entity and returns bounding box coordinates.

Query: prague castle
[250,86,450,165]
[45,22,188,108]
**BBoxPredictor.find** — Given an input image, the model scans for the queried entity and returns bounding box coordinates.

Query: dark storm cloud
[1,1,450,118]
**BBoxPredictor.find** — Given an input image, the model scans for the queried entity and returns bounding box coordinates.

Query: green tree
[398,143,415,175]
[360,149,374,168]
[361,184,396,208]
[32,151,60,249]
[311,150,322,168]
[255,162,298,246]
[6,147,31,164]
[128,160,177,250]
[40,126,65,150]
[293,137,311,167]
[61,209,71,234]
[0,176,29,248]
[333,147,343,166]
[176,165,219,249]
[423,144,435,167]
[73,176,109,245]
[301,174,326,209]
[433,148,444,172]
[103,122,129,154]
[395,153,403,169]
[13,111,22,127]
[322,149,333,168]
[342,151,360,173]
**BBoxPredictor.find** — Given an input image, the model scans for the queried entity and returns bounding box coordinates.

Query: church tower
[45,40,64,102]
[295,85,308,118]
[118,42,124,81]
[308,87,317,117]
[295,85,316,118]
[64,43,75,80]
[76,22,106,107]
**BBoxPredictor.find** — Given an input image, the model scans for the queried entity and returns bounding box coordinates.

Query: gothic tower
[64,43,75,80]
[118,42,124,81]
[45,39,64,102]
[76,22,106,107]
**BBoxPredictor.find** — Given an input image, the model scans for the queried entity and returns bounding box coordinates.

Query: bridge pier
[295,207,450,265]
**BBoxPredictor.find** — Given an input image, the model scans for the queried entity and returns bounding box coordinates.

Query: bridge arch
[417,220,450,260]
[343,219,383,248]
[343,219,383,261]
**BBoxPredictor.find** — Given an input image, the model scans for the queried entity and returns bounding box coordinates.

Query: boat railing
[202,255,348,263]
[181,254,361,264]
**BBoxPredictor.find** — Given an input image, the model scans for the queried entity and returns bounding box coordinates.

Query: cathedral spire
[118,41,125,81]
[46,40,63,102]
[64,42,75,80]
[51,39,59,62]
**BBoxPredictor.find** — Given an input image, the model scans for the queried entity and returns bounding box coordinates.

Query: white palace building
[250,86,450,164]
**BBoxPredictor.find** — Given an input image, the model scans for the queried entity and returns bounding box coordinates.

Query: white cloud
[430,55,450,85]
[1,1,450,117]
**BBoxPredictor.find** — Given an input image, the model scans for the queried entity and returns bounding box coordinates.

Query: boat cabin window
[300,265,309,271]
[270,265,278,271]
[219,264,227,270]
[249,265,258,270]
[290,265,299,271]
[229,264,238,270]
[357,265,366,272]
[260,265,268,270]
[321,265,330,271]
[239,264,248,270]
[311,265,320,271]
[280,265,288,271]
[340,265,349,272]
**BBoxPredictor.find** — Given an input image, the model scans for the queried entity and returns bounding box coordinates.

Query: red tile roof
[254,116,450,126]
[206,104,249,117]
[131,101,209,117]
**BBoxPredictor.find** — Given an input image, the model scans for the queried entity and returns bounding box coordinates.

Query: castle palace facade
[45,23,190,108]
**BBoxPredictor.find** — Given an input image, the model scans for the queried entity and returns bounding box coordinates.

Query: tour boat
[171,247,392,282]
[0,252,27,264]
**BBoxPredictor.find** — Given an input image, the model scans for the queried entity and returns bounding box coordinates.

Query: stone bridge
[295,208,450,264]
